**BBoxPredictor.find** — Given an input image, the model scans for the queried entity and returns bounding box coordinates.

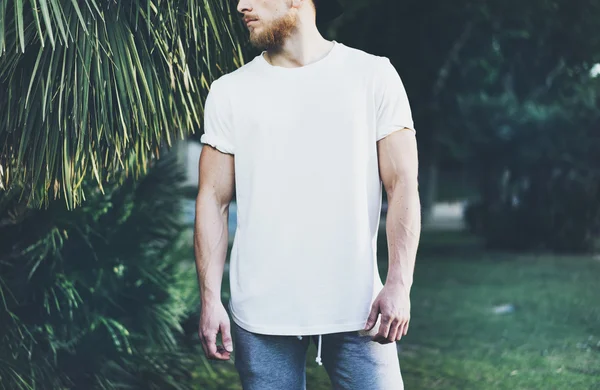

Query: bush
[461,80,600,253]
[0,152,206,389]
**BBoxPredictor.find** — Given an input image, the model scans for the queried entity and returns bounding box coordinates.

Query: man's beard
[249,10,297,51]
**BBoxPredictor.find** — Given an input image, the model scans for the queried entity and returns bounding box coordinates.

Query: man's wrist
[384,277,412,293]
[200,288,222,307]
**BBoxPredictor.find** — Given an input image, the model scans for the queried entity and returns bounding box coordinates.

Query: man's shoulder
[337,42,377,59]
[213,56,262,88]
[335,42,390,74]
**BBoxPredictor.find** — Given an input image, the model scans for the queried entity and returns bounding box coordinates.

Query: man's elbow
[384,168,419,199]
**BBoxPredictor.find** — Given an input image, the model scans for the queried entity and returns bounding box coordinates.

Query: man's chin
[247,12,296,51]
[249,35,276,51]
[249,39,264,50]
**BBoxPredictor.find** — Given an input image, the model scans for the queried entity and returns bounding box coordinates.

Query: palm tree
[0,0,246,210]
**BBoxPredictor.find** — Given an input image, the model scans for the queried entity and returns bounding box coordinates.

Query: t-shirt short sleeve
[374,57,415,141]
[200,78,235,154]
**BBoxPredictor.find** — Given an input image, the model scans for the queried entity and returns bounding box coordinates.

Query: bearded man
[194,1,421,388]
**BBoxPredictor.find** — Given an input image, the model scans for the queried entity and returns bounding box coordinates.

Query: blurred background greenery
[1,0,599,389]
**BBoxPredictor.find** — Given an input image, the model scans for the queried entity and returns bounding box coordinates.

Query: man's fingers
[395,320,410,341]
[395,321,406,341]
[205,333,218,357]
[364,302,380,331]
[199,334,208,357]
[387,319,401,342]
[395,323,404,341]
[198,325,210,358]
[372,315,392,344]
[220,321,234,352]
[205,331,231,360]
[214,345,232,360]
[206,334,228,360]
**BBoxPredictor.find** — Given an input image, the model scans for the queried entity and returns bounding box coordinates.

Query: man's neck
[264,34,334,69]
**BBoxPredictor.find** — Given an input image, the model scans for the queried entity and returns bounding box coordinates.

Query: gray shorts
[231,320,404,390]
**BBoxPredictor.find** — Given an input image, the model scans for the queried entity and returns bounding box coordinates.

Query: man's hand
[198,301,233,360]
[363,283,411,344]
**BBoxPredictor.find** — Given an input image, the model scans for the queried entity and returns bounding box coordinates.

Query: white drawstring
[296,334,323,365]
[315,334,323,365]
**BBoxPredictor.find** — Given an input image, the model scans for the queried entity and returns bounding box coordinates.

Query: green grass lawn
[193,229,600,389]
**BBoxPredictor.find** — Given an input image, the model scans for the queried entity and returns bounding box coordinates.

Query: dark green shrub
[0,152,206,389]
[461,81,600,253]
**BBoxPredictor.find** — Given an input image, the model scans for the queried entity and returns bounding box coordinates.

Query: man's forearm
[384,179,421,292]
[194,193,229,305]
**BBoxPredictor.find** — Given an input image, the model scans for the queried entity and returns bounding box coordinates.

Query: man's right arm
[194,144,235,360]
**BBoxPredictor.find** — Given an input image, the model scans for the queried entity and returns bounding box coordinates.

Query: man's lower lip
[247,20,258,25]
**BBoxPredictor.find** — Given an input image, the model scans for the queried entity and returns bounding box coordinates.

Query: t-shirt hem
[376,126,416,141]
[229,302,368,336]
[200,134,235,155]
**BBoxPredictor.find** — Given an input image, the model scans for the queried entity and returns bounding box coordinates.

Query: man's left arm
[364,128,421,344]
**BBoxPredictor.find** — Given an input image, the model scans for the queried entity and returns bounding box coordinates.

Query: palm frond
[0,0,247,209]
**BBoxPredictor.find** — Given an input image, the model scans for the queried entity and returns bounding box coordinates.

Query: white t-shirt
[200,40,415,336]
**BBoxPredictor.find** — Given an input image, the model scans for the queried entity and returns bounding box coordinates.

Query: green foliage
[461,70,600,252]
[454,2,600,252]
[0,152,207,389]
[0,0,246,210]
